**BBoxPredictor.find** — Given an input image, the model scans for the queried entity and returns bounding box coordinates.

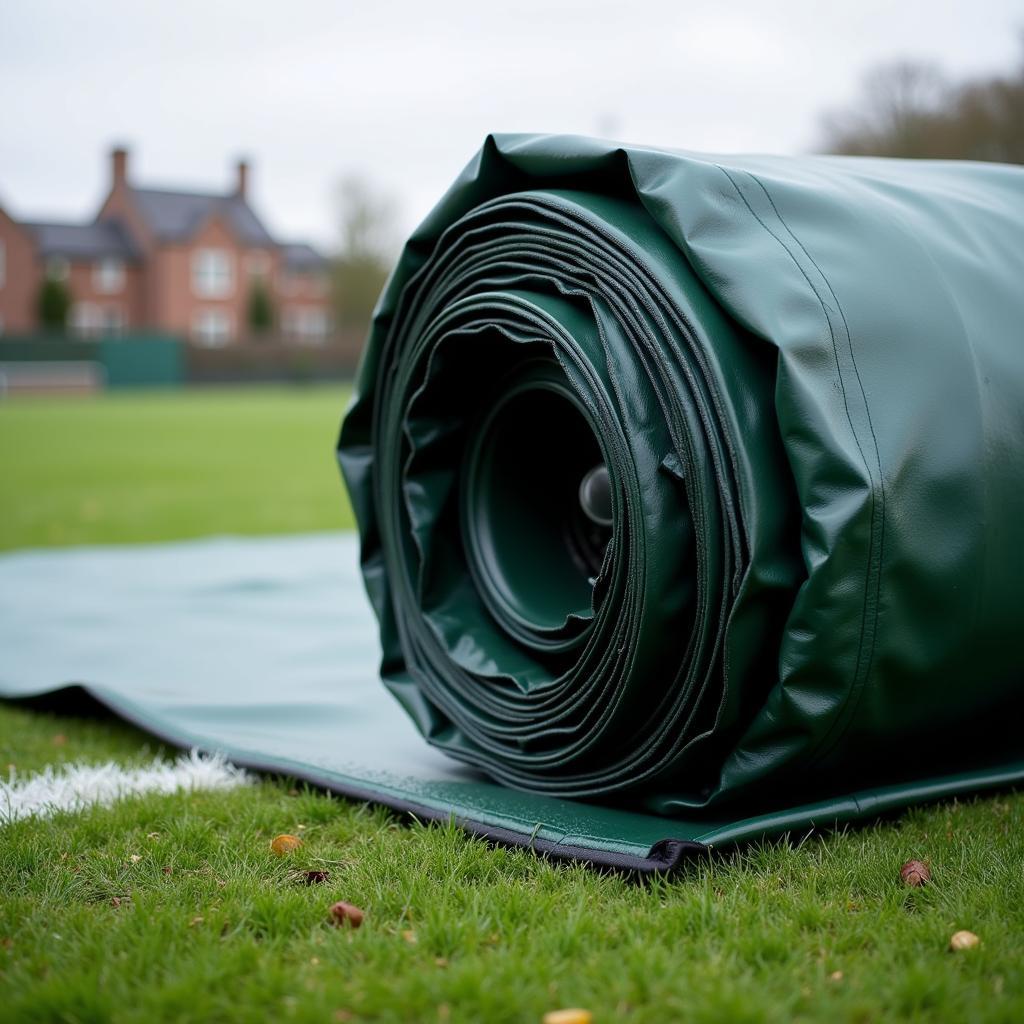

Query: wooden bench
[0,361,106,396]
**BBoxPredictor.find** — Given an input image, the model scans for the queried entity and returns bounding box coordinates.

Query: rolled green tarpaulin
[5,135,1024,872]
[339,134,1024,824]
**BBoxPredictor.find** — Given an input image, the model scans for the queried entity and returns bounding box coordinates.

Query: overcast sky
[1,1,1021,251]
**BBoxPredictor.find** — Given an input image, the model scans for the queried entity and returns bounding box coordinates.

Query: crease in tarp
[4,135,1024,870]
[339,134,1024,824]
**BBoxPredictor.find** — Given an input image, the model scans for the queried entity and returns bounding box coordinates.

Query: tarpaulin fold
[339,135,1024,826]
[4,136,1024,869]
[2,535,1021,871]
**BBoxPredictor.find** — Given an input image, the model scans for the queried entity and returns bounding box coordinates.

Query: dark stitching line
[745,172,886,759]
[713,164,881,765]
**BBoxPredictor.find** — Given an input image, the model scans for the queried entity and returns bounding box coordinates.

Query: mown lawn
[0,385,354,550]
[1,387,1023,1022]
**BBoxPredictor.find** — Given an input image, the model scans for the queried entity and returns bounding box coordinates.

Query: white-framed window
[191,248,234,298]
[192,308,233,347]
[70,303,124,338]
[282,306,330,344]
[247,251,271,278]
[102,307,124,336]
[47,256,70,282]
[93,257,124,294]
[70,302,101,338]
[0,239,6,289]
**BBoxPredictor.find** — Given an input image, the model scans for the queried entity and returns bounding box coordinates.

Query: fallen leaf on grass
[900,860,931,886]
[162,866,173,875]
[328,901,364,928]
[129,854,142,864]
[270,834,302,855]
[401,929,417,944]
[189,916,204,927]
[301,870,330,885]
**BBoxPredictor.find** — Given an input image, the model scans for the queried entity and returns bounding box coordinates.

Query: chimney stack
[235,158,249,199]
[111,146,129,188]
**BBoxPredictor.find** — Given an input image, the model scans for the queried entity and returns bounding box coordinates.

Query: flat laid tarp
[6,136,1024,870]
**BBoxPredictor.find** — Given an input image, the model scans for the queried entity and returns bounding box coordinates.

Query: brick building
[0,147,333,346]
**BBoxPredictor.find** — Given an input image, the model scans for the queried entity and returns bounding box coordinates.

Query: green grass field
[2,387,1023,1022]
[0,385,354,550]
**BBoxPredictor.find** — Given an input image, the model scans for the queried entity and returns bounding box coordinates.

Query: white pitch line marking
[1,750,249,823]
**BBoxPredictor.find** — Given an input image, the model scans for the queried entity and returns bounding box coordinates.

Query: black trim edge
[7,686,706,873]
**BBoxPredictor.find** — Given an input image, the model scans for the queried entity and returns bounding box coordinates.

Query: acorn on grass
[270,834,302,856]
[949,930,980,951]
[329,901,365,928]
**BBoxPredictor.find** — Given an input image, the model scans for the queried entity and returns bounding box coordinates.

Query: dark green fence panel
[98,336,184,388]
[0,334,184,388]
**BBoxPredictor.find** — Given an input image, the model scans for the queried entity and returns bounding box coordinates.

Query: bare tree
[819,39,1024,163]
[819,61,949,157]
[332,175,399,330]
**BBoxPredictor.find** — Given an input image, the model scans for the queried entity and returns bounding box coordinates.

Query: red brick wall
[98,182,155,254]
[97,175,157,328]
[152,216,336,345]
[0,206,40,334]
[276,265,333,342]
[153,217,285,344]
[64,258,144,334]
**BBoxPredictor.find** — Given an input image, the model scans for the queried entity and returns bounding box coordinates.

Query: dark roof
[130,188,275,247]
[16,179,323,265]
[24,219,138,261]
[281,242,329,271]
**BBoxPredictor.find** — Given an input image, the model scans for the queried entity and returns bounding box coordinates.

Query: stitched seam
[746,173,886,761]
[714,165,884,766]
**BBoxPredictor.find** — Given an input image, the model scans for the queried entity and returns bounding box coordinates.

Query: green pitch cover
[5,136,1024,869]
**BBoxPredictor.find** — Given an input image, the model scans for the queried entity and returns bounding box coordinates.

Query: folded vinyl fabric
[339,134,1024,825]
[5,135,1024,872]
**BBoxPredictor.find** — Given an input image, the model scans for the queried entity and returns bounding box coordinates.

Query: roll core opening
[461,373,612,634]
